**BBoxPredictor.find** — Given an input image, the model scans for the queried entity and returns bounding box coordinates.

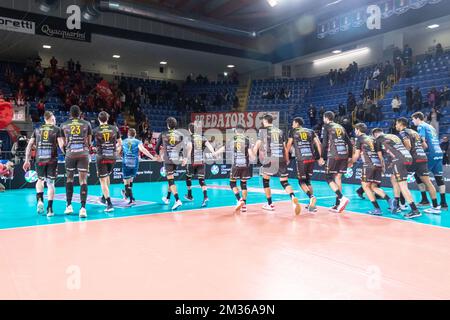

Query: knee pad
[186,177,192,187]
[199,178,206,187]
[168,179,175,187]
[435,175,444,186]
[414,173,423,185]
[240,180,247,190]
[230,180,237,189]
[263,178,270,189]
[325,174,334,184]
[280,180,290,189]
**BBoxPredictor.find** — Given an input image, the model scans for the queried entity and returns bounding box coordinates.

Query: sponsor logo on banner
[0,16,35,34]
[191,111,279,130]
[211,165,220,176]
[38,24,88,41]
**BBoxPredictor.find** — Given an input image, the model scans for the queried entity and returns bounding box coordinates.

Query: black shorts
[35,161,58,180]
[410,161,429,177]
[326,158,348,174]
[296,160,314,180]
[65,155,90,173]
[186,164,206,178]
[388,161,411,182]
[230,166,252,180]
[260,159,288,178]
[164,163,177,176]
[361,166,382,184]
[96,158,115,178]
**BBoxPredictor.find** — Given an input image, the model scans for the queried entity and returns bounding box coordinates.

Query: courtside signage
[0,16,35,34]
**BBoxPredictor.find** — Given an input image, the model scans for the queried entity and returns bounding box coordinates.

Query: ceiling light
[227,65,235,68]
[332,50,342,54]
[313,47,370,65]
[224,72,228,76]
[427,24,439,29]
[160,61,168,65]
[267,0,278,8]
[112,55,120,59]
[42,45,52,49]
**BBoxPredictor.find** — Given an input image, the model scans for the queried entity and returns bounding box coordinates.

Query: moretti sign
[0,16,35,34]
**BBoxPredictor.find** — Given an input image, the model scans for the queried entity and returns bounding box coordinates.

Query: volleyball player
[58,105,92,218]
[412,112,448,210]
[318,111,352,213]
[396,117,441,214]
[215,124,254,213]
[252,114,301,215]
[184,122,216,207]
[23,111,61,217]
[93,111,122,212]
[350,123,392,216]
[157,117,186,210]
[372,128,421,219]
[285,117,321,212]
[120,128,155,206]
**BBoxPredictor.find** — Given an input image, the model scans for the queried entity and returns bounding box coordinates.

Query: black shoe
[184,195,194,202]
[356,188,365,200]
[99,196,106,205]
[417,200,430,207]
[404,210,422,219]
[104,204,114,212]
[441,203,448,210]
[126,199,136,207]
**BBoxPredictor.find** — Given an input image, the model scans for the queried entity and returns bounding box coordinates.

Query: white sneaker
[262,203,275,211]
[162,197,170,205]
[400,204,408,211]
[79,207,87,218]
[292,197,301,215]
[37,201,44,214]
[241,204,247,213]
[337,196,350,213]
[64,205,74,215]
[46,209,54,217]
[234,199,245,212]
[172,200,182,210]
[424,207,441,215]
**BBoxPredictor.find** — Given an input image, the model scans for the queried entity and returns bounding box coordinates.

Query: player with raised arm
[58,105,92,218]
[252,114,301,215]
[318,111,353,213]
[412,112,447,210]
[120,128,155,206]
[93,111,122,212]
[285,117,321,213]
[23,111,61,217]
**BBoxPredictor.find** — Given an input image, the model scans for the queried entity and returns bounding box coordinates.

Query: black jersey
[93,124,120,160]
[189,133,208,165]
[355,134,381,167]
[60,118,92,158]
[227,133,250,167]
[156,129,184,164]
[257,126,285,161]
[32,124,61,162]
[289,127,316,163]
[321,122,352,160]
[398,128,428,162]
[375,134,412,163]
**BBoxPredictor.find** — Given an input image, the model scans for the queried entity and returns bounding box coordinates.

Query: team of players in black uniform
[23,106,447,219]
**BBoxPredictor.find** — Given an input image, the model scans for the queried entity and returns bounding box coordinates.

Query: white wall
[405,27,450,55]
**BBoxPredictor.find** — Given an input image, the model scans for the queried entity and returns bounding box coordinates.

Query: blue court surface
[0,179,447,230]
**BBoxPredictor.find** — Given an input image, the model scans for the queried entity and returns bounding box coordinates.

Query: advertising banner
[191,111,279,130]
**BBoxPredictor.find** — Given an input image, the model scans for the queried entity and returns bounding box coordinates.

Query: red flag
[0,99,13,130]
[96,80,114,107]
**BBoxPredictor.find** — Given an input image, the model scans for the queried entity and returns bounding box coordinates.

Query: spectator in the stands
[308,104,317,127]
[233,96,239,110]
[406,86,414,111]
[346,92,356,112]
[428,87,438,109]
[394,56,402,81]
[75,61,81,72]
[338,103,346,116]
[441,136,449,165]
[68,59,75,73]
[413,87,423,111]
[37,99,45,117]
[435,43,444,58]
[440,85,450,107]
[119,119,129,139]
[427,107,442,135]
[391,95,402,113]
[50,56,58,71]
